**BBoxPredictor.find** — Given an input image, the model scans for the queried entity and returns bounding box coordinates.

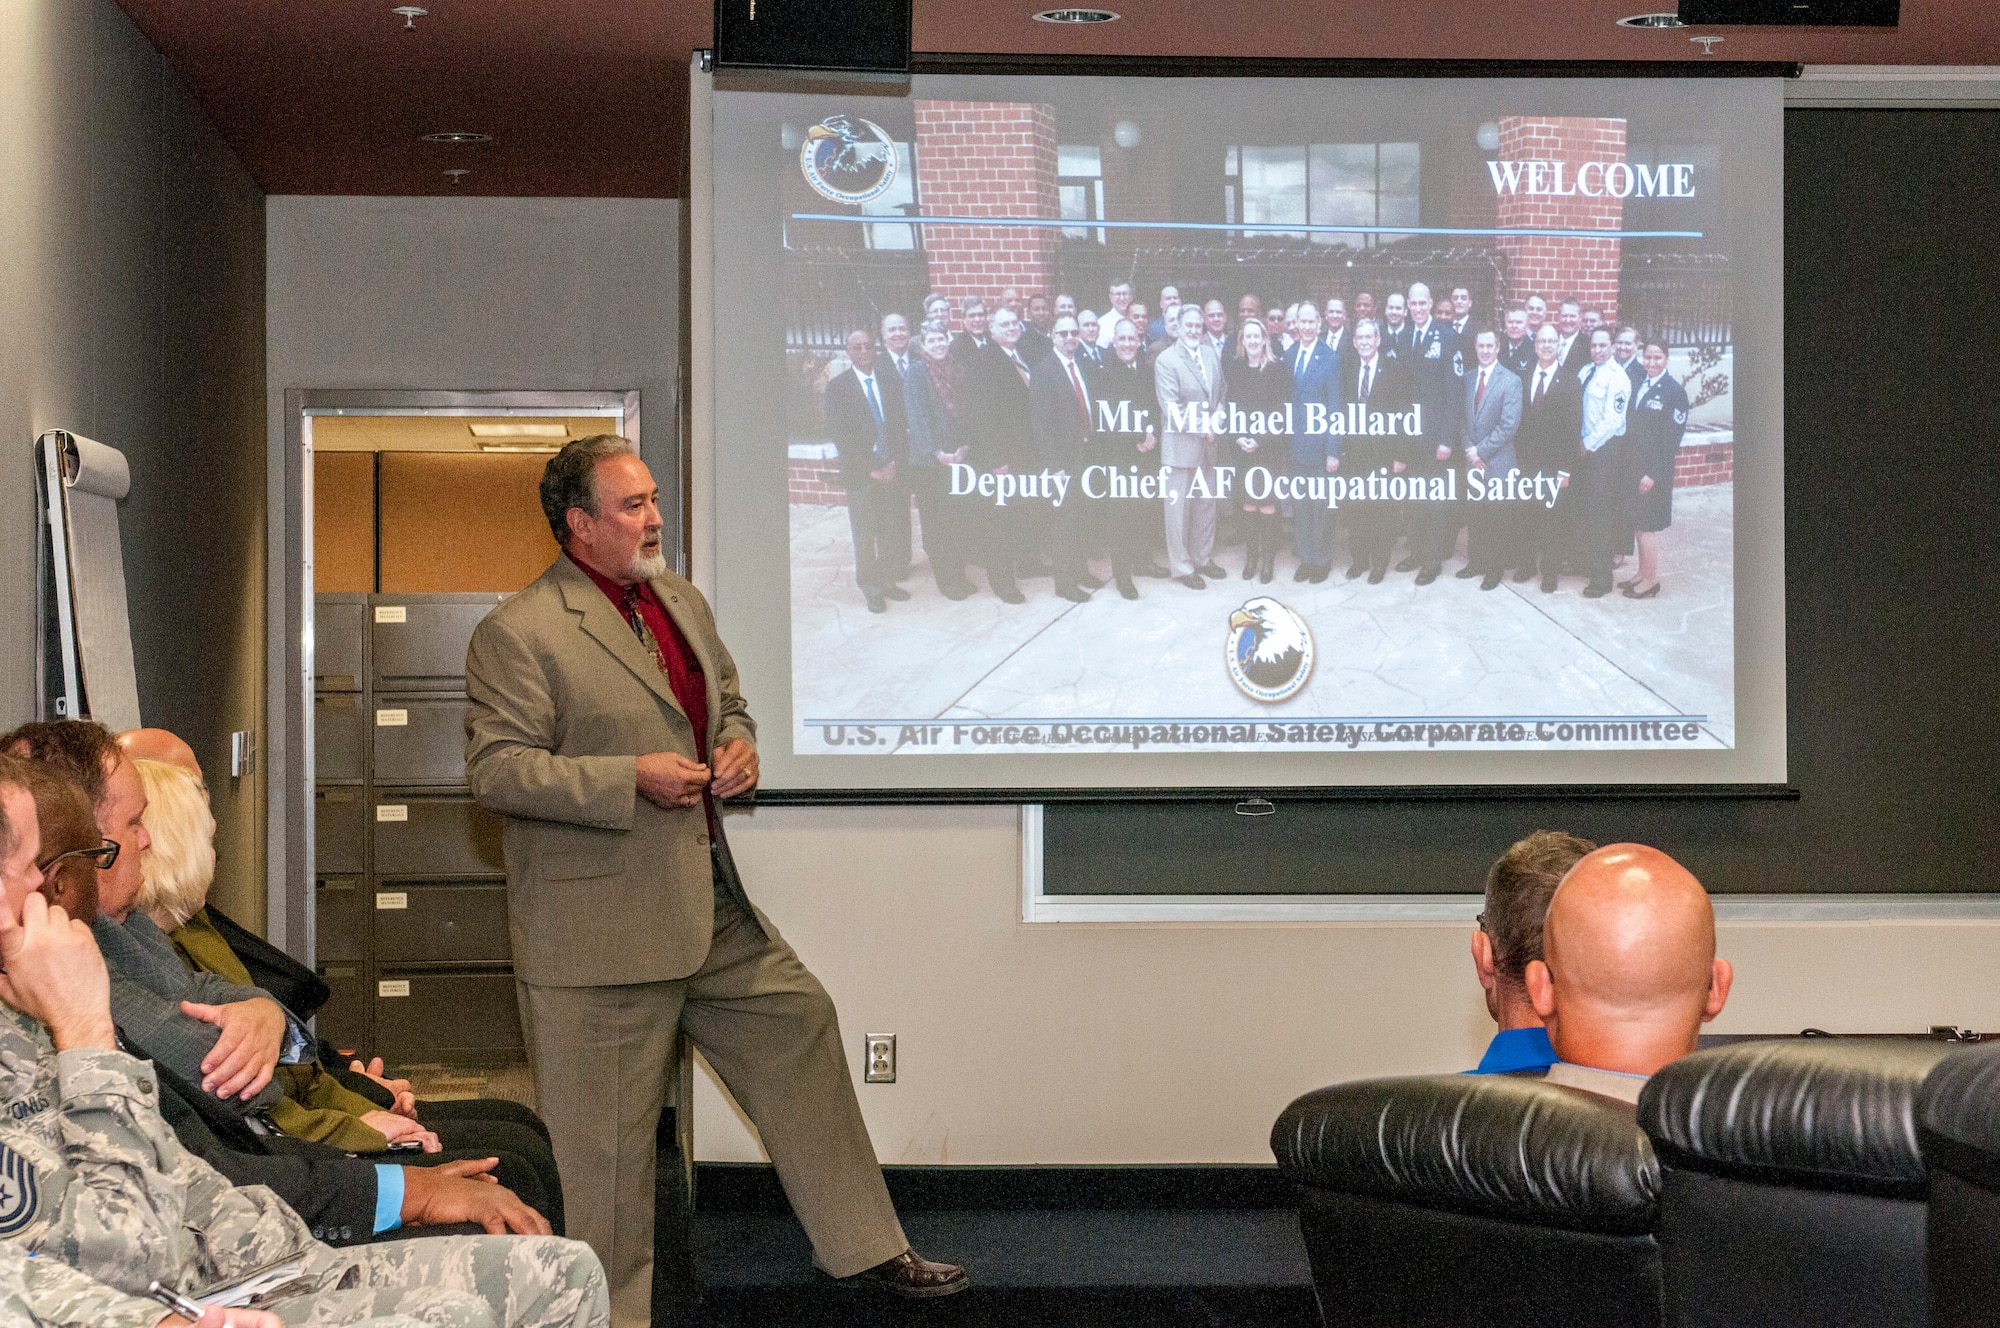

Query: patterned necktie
[621,586,658,662]
[1475,370,1488,409]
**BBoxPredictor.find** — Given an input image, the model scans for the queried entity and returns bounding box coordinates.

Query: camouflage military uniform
[1,1241,435,1328]
[0,1005,608,1328]
[1,1239,192,1328]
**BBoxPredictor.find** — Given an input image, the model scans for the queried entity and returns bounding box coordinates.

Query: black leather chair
[1272,1074,1663,1328]
[1918,1040,2000,1328]
[1639,1038,1955,1328]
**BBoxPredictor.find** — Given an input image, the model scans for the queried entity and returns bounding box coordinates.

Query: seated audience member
[129,750,565,1232]
[1,722,301,1114]
[120,728,555,1142]
[1524,843,1734,1103]
[9,728,547,1245]
[14,762,103,922]
[0,755,610,1327]
[1468,830,1597,1074]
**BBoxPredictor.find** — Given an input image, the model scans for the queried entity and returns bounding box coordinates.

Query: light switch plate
[230,730,256,777]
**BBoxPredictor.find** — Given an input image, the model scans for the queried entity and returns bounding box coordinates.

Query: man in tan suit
[1152,303,1228,588]
[465,437,966,1324]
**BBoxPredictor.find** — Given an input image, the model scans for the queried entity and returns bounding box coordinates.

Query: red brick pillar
[1494,117,1627,321]
[914,101,1060,323]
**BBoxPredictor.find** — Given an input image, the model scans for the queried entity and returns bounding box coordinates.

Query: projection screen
[689,66,1785,793]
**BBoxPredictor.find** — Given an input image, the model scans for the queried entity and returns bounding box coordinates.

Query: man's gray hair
[540,434,637,546]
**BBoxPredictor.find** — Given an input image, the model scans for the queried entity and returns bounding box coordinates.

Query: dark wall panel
[1047,109,2000,898]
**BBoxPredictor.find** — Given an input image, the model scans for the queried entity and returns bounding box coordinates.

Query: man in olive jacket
[464,437,964,1325]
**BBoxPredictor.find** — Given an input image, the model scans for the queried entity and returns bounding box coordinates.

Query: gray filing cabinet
[312,592,517,1065]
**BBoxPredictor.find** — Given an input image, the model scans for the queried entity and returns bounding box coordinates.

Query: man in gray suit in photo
[1459,329,1524,590]
[1152,303,1228,588]
[465,437,966,1324]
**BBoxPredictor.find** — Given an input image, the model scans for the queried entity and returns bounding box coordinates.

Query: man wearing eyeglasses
[3,762,106,924]
[0,758,45,913]
[1,722,304,1114]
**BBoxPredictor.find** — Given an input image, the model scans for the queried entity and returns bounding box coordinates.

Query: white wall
[700,803,2000,1163]
[263,195,2000,1168]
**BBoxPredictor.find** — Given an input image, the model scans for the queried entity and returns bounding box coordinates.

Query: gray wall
[265,195,679,455]
[0,0,267,924]
[263,195,681,950]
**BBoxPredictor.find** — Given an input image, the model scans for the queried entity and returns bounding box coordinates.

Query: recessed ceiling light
[1034,9,1120,23]
[468,422,570,438]
[423,131,491,144]
[1617,12,1687,25]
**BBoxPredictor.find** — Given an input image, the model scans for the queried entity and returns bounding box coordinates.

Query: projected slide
[699,73,1785,786]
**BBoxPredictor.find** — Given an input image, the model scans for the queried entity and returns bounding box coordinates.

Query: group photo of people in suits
[812,276,1699,613]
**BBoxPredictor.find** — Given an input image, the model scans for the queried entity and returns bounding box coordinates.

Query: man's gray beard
[627,549,668,582]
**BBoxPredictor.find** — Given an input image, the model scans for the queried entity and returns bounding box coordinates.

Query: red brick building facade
[912,100,1060,321]
[791,105,1728,501]
[1494,115,1628,323]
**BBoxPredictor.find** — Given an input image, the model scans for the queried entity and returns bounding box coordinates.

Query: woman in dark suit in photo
[1094,316,1163,598]
[1623,340,1691,599]
[1226,317,1294,583]
[903,322,978,599]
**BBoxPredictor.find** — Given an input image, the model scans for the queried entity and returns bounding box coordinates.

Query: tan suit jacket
[464,555,757,987]
[1152,339,1224,470]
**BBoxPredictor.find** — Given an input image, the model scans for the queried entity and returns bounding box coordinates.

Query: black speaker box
[713,0,912,76]
[1678,0,1897,24]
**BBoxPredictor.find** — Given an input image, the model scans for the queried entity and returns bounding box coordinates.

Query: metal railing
[1618,252,1732,348]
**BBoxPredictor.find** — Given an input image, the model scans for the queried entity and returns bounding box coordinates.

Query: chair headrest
[1639,1038,1955,1199]
[1272,1073,1659,1236]
[1917,1040,2000,1192]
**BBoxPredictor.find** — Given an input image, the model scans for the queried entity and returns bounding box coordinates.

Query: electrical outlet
[864,1033,896,1083]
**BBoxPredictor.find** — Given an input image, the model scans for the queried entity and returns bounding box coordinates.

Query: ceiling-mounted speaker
[1677,0,1897,23]
[712,0,912,78]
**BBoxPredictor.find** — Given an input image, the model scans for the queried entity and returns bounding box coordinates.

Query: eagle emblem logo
[1225,597,1315,703]
[0,1142,40,1235]
[799,115,899,206]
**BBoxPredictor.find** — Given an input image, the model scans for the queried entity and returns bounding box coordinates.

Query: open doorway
[279,389,639,1090]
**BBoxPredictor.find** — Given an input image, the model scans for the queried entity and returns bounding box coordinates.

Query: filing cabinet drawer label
[378,979,411,997]
[376,708,409,726]
[374,605,407,623]
[376,804,408,822]
[376,892,409,910]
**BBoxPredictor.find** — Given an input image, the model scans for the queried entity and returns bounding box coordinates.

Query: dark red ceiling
[112,0,2000,198]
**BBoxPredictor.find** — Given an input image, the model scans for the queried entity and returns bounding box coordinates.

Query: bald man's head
[1525,844,1731,1077]
[118,728,201,780]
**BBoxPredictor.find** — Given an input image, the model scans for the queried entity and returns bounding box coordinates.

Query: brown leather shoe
[849,1248,969,1298]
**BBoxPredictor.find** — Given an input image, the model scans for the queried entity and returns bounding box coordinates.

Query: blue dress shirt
[1469,1026,1558,1075]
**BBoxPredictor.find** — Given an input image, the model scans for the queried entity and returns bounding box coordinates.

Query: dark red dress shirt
[571,557,720,838]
